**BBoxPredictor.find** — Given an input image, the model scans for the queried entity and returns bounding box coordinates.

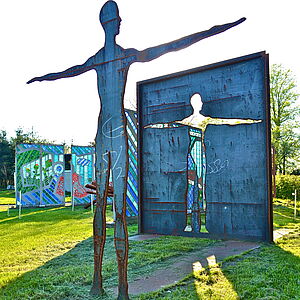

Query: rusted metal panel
[138,52,272,242]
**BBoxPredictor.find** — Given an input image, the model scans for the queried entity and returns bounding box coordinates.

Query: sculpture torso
[94,45,135,118]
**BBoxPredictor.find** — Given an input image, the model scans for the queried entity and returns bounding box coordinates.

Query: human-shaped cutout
[146,93,262,233]
[27,1,245,298]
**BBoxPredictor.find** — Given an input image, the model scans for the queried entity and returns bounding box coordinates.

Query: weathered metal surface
[15,143,65,207]
[27,0,246,297]
[82,109,139,217]
[138,52,272,242]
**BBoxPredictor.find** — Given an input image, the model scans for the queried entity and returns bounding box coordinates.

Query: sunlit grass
[273,198,299,229]
[1,196,299,299]
[0,190,15,205]
[0,207,98,289]
[0,204,217,299]
[135,199,300,300]
[194,264,239,300]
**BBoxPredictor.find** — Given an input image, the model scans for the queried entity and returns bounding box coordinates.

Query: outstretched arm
[135,17,246,62]
[208,118,262,126]
[144,122,183,129]
[27,56,95,84]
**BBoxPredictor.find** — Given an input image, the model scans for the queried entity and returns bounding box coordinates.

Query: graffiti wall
[15,143,65,206]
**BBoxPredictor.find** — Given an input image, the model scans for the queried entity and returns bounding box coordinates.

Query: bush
[276,175,300,200]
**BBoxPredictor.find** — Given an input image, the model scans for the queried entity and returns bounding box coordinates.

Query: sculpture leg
[90,151,111,296]
[191,171,201,232]
[112,142,129,300]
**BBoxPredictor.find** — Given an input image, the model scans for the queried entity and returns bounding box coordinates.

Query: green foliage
[0,130,15,188]
[270,64,300,174]
[275,174,300,200]
[10,127,52,150]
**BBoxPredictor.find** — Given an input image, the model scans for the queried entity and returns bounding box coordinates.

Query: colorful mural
[124,109,138,217]
[15,143,65,206]
[186,127,207,232]
[71,145,95,205]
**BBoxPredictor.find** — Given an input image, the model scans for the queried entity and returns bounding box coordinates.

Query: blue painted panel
[71,146,95,205]
[138,52,271,241]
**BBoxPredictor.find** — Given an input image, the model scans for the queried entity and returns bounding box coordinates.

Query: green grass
[137,199,300,299]
[0,190,15,205]
[0,206,217,299]
[0,198,299,299]
[0,189,71,206]
[273,198,300,229]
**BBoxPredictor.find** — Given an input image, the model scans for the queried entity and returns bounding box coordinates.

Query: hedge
[275,175,300,200]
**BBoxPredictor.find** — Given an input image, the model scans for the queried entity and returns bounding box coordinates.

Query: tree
[10,127,50,149]
[0,130,15,188]
[270,64,300,174]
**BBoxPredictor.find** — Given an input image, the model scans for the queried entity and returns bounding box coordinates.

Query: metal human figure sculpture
[27,1,245,298]
[146,93,261,233]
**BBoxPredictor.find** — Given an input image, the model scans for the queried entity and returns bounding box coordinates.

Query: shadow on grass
[273,204,300,229]
[3,205,298,299]
[137,230,300,300]
[219,234,300,300]
[0,237,106,300]
[0,224,136,300]
[0,225,221,300]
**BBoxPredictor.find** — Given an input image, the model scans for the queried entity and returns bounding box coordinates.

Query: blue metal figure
[27,1,245,299]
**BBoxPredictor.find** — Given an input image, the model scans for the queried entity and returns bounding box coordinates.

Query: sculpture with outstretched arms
[27,1,245,299]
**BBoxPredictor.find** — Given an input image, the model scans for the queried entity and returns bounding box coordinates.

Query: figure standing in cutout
[27,1,245,298]
[146,93,261,233]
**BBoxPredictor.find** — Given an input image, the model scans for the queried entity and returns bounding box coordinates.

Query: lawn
[0,206,217,299]
[0,190,15,205]
[0,197,299,299]
[138,198,300,300]
[0,189,71,207]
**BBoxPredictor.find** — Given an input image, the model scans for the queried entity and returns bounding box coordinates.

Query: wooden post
[293,189,297,219]
[71,163,75,212]
[18,191,22,219]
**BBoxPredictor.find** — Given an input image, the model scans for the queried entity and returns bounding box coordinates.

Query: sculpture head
[190,93,203,114]
[100,1,121,36]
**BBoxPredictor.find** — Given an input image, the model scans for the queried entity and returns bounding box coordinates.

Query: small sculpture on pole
[27,1,245,299]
